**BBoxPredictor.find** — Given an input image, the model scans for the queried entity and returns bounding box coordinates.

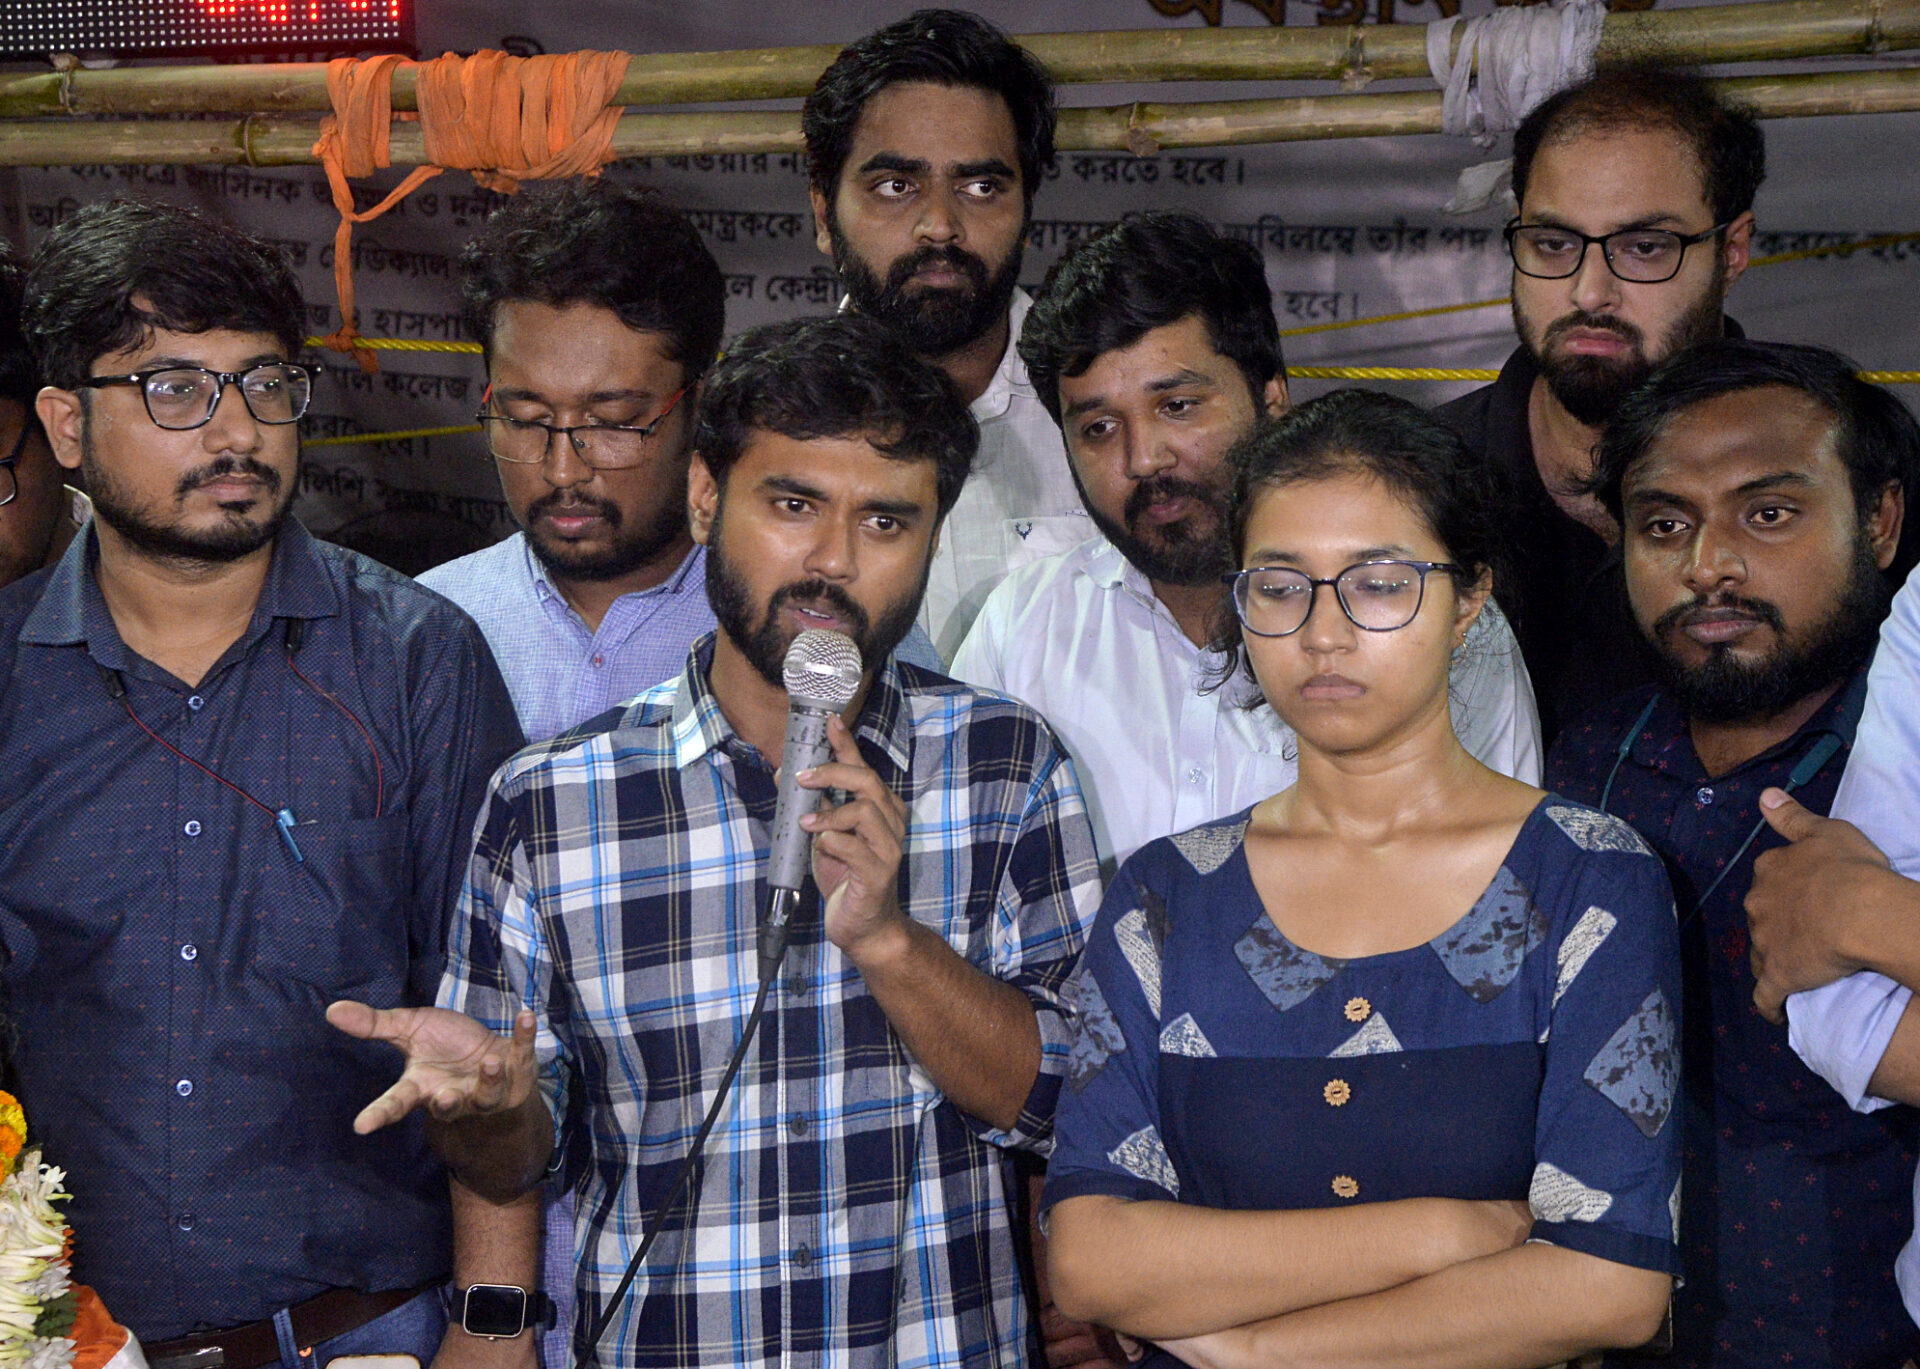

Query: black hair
[22,199,306,391]
[1592,339,1920,581]
[803,8,1057,211]
[0,240,31,403]
[692,313,977,518]
[1512,65,1766,227]
[1207,389,1515,689]
[458,179,726,382]
[1019,210,1283,425]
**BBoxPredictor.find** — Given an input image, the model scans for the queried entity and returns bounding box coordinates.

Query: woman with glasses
[1042,391,1681,1367]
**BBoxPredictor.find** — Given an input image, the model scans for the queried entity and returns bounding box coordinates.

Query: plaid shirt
[440,636,1101,1369]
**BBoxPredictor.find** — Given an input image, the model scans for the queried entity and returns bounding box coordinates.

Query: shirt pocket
[250,811,416,995]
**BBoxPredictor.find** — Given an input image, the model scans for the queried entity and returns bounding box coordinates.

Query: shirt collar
[19,517,338,666]
[669,631,916,784]
[967,288,1035,424]
[521,535,706,610]
[1629,649,1872,779]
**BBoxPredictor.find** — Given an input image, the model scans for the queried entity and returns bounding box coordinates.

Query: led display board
[0,0,412,58]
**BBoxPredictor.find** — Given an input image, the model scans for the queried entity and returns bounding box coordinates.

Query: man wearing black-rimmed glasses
[0,199,522,1365]
[0,239,82,590]
[1435,65,1764,744]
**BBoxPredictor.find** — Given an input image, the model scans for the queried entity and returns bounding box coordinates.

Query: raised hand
[327,1000,539,1135]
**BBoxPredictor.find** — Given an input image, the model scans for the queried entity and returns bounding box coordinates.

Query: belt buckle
[151,1348,226,1369]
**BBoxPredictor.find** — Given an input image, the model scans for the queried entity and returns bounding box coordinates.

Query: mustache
[1542,309,1645,349]
[175,456,281,500]
[768,579,870,636]
[883,244,990,294]
[1651,591,1785,640]
[1123,475,1223,528]
[525,489,621,527]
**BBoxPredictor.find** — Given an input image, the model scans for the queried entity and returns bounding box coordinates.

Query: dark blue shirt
[1549,663,1920,1368]
[0,520,523,1341]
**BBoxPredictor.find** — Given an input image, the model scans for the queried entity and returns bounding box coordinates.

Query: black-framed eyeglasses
[476,385,688,470]
[0,405,36,508]
[1504,220,1731,284]
[1223,560,1463,638]
[74,362,319,431]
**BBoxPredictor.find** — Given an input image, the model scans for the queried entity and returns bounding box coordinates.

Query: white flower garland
[0,1153,73,1369]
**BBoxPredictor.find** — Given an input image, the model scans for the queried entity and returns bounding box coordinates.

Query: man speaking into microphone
[330,314,1102,1369]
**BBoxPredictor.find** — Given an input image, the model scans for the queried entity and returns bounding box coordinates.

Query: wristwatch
[456,1284,558,1339]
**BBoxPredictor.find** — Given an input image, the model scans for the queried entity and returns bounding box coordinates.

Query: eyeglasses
[1504,220,1731,284]
[1223,560,1463,638]
[0,407,35,508]
[476,386,688,470]
[74,362,319,430]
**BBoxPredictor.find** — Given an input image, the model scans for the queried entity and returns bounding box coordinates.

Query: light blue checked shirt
[440,637,1102,1369]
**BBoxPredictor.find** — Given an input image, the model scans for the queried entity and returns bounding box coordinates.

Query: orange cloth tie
[311,50,631,371]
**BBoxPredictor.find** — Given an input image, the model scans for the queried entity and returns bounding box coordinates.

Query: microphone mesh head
[782,629,863,710]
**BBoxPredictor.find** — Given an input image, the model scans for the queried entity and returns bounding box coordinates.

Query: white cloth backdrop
[2,0,1917,552]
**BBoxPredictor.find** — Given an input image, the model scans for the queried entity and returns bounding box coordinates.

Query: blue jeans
[272,1289,447,1369]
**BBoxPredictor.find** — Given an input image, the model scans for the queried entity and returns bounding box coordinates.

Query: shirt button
[180,944,198,962]
[793,1244,813,1269]
[591,655,605,668]
[175,1079,193,1097]
[1186,767,1204,785]
[1331,1175,1360,1199]
[187,695,205,712]
[787,975,808,996]
[1696,787,1715,806]
[177,1213,195,1232]
[183,820,202,837]
[1344,997,1371,1022]
[1323,1079,1352,1107]
[789,1115,808,1137]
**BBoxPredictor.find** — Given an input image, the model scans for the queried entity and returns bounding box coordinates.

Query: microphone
[759,629,863,978]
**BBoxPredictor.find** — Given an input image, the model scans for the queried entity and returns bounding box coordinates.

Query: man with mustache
[956,212,1541,870]
[806,8,1090,661]
[1546,340,1920,1366]
[329,314,1101,1369]
[1437,66,1764,743]
[0,200,523,1363]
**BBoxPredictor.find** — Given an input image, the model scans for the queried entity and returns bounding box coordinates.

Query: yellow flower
[0,1093,26,1178]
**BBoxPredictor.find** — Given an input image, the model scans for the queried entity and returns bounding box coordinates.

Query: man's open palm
[326,1000,538,1135]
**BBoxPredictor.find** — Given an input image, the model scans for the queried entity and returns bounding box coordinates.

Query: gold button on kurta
[1323,1078,1351,1107]
[1331,1174,1359,1199]
[1344,996,1371,1022]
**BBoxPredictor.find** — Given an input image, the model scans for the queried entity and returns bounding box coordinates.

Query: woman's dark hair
[459,179,726,382]
[1019,211,1283,425]
[803,9,1057,210]
[1512,65,1765,227]
[0,240,32,403]
[693,314,977,519]
[1592,339,1920,582]
[1207,389,1515,694]
[23,199,305,390]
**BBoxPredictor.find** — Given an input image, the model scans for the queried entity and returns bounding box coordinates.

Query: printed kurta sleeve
[970,735,1104,1153]
[1041,853,1180,1212]
[1528,805,1684,1277]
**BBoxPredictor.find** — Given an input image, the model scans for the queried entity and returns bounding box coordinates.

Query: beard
[84,426,291,565]
[1078,469,1234,588]
[1646,533,1891,724]
[519,484,689,584]
[1518,276,1726,427]
[705,504,929,690]
[830,220,1023,359]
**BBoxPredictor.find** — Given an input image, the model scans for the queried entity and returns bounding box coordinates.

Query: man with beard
[328,314,1101,1369]
[0,240,85,591]
[1545,340,1920,1366]
[956,212,1541,869]
[805,8,1089,661]
[0,200,522,1360]
[1437,66,1763,743]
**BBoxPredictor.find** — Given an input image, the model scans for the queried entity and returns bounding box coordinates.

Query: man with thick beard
[957,212,1541,869]
[805,8,1090,661]
[1436,66,1763,743]
[0,200,522,1361]
[1546,341,1920,1367]
[328,314,1101,1369]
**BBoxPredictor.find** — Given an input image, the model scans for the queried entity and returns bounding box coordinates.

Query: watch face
[462,1285,529,1339]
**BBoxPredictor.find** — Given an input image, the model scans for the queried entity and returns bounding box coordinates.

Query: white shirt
[1785,573,1920,1316]
[919,289,1092,662]
[950,535,1544,869]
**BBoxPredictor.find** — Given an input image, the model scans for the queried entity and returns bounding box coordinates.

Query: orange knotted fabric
[311,49,631,371]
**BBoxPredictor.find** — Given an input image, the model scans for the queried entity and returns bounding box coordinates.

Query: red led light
[2,0,411,56]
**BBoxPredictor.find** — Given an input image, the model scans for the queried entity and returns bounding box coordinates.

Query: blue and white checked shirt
[439,636,1102,1369]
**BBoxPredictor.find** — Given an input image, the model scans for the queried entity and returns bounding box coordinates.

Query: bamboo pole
[1,65,1916,166]
[0,0,1917,119]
